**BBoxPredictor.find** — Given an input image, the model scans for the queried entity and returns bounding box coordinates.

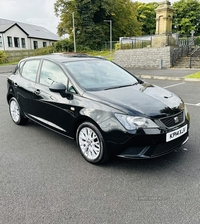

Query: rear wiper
[105,82,138,90]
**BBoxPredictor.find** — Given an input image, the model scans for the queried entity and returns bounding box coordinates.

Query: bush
[115,42,121,50]
[195,37,200,45]
[54,39,74,52]
[34,46,54,56]
[0,51,8,63]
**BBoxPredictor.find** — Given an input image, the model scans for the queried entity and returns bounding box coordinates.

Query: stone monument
[152,0,176,47]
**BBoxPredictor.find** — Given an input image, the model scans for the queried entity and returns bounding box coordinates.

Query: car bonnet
[84,82,183,118]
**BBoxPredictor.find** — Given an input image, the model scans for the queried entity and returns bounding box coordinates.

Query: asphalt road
[0,71,200,224]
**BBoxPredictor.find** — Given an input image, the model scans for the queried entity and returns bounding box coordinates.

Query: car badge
[174,116,179,123]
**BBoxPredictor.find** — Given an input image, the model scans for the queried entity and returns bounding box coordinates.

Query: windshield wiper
[105,82,138,90]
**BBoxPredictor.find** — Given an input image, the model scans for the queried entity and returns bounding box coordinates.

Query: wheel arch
[73,116,104,142]
[7,92,15,104]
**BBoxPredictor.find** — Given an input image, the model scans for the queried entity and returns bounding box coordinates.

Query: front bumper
[117,132,189,159]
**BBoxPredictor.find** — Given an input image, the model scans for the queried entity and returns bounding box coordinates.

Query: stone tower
[152,0,176,47]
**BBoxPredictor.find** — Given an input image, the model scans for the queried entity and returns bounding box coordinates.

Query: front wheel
[76,122,109,164]
[9,97,28,125]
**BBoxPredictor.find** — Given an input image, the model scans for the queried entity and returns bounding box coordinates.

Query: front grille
[160,111,184,128]
[152,133,188,157]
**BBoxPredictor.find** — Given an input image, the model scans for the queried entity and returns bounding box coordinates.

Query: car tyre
[9,97,28,125]
[76,122,109,164]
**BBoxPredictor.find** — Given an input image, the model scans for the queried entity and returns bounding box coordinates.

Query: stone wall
[5,50,36,62]
[113,46,175,69]
[5,47,53,62]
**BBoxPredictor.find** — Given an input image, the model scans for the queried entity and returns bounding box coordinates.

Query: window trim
[0,36,2,47]
[43,42,47,47]
[7,36,13,47]
[33,41,38,49]
[14,37,20,48]
[21,38,26,48]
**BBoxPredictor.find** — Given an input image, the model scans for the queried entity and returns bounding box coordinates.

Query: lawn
[0,61,18,66]
[86,50,113,60]
[185,71,200,79]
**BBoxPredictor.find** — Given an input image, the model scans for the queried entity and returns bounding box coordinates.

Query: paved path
[127,68,200,81]
[0,65,16,73]
[127,68,199,77]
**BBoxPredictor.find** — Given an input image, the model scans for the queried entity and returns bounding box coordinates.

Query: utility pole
[104,20,112,57]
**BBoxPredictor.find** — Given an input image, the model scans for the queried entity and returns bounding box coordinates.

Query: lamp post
[72,12,76,52]
[104,20,112,57]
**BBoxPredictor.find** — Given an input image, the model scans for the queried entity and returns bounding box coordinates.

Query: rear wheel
[76,122,109,164]
[9,97,28,125]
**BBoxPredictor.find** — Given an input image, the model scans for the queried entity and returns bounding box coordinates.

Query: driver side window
[40,60,67,86]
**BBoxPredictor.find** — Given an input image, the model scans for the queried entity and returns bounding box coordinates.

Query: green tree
[54,0,142,50]
[135,2,158,35]
[172,0,200,36]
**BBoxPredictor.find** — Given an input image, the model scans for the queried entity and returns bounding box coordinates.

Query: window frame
[0,36,2,47]
[21,38,26,48]
[14,37,20,48]
[7,36,13,47]
[43,42,47,47]
[33,41,38,49]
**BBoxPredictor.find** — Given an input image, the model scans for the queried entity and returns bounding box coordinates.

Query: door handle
[34,89,40,95]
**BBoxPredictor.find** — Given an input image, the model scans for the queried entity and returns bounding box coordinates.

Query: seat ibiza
[7,54,190,164]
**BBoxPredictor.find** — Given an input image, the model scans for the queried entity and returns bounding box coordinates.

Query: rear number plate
[166,124,188,142]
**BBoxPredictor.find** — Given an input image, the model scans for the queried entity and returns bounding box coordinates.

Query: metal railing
[118,35,198,50]
[119,36,154,49]
[189,46,200,68]
[171,45,191,67]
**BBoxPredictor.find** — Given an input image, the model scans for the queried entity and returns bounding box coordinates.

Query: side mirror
[49,82,73,99]
[49,82,66,93]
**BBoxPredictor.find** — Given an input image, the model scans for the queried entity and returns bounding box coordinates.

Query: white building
[0,18,60,51]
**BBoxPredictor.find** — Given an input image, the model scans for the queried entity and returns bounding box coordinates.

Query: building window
[0,36,2,47]
[33,41,38,49]
[7,36,13,47]
[43,42,47,47]
[14,37,20,48]
[21,38,26,48]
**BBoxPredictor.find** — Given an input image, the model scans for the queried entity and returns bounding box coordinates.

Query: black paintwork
[7,55,190,158]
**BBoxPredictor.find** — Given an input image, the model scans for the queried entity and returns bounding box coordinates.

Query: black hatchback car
[7,54,190,164]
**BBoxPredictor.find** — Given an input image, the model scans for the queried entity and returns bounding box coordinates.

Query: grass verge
[185,71,200,79]
[0,61,18,66]
[86,50,113,60]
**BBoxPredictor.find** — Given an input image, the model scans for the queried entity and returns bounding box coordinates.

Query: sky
[0,0,176,36]
[0,0,60,35]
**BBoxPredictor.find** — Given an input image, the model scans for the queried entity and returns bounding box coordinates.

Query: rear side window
[21,60,40,82]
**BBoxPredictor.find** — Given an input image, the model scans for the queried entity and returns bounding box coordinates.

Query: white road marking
[164,82,185,89]
[163,82,200,107]
[186,103,200,107]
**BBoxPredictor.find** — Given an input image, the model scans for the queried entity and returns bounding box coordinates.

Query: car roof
[21,53,106,63]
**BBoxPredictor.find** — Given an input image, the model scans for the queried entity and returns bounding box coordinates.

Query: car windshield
[63,60,138,91]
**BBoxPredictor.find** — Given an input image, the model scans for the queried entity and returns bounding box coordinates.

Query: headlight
[184,104,190,120]
[115,113,158,131]
[184,104,188,115]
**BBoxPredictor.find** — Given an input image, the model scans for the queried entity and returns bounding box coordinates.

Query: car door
[32,59,74,135]
[15,59,40,116]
